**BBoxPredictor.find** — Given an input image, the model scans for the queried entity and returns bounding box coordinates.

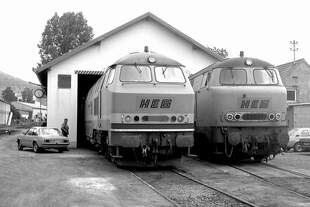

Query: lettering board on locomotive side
[136,97,174,111]
[238,97,271,110]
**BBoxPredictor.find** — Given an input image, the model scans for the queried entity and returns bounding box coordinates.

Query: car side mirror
[296,134,300,137]
[23,132,27,135]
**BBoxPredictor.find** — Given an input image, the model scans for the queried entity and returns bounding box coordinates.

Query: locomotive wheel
[293,142,303,152]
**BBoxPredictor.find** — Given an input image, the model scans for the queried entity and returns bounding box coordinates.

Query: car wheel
[17,140,23,151]
[58,149,64,153]
[294,142,303,152]
[33,142,40,153]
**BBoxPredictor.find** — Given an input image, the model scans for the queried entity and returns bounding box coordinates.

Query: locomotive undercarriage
[88,130,193,167]
[195,126,289,161]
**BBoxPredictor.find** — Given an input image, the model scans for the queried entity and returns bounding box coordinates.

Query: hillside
[0,70,39,97]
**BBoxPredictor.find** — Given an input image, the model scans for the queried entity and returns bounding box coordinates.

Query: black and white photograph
[1,0,310,206]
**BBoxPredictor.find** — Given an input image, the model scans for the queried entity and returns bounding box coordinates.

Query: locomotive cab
[190,56,289,160]
[85,48,194,166]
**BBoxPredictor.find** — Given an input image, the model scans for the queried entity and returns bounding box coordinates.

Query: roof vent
[240,51,244,58]
[144,46,149,53]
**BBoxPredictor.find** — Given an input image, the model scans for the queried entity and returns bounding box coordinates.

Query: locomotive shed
[33,12,223,148]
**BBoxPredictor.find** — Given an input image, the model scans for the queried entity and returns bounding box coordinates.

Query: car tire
[293,142,303,152]
[58,149,64,153]
[33,142,40,153]
[17,140,23,151]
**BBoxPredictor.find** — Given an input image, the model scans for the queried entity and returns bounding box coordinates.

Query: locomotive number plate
[137,97,173,111]
[239,98,270,109]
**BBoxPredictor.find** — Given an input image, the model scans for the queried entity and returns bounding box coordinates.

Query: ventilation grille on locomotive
[242,113,267,121]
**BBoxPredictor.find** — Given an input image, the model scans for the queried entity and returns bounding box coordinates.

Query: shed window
[58,75,71,89]
[287,90,296,101]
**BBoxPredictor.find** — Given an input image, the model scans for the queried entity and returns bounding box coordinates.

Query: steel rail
[230,164,310,200]
[171,169,258,207]
[261,163,310,180]
[130,171,181,207]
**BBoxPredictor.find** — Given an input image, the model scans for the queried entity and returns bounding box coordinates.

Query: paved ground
[0,131,173,207]
[269,150,310,175]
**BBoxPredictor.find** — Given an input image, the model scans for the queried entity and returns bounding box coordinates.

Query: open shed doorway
[76,71,103,148]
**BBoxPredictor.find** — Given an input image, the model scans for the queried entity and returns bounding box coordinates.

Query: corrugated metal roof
[74,70,105,75]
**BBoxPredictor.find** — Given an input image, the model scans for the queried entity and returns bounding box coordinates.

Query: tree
[21,87,34,103]
[209,47,229,58]
[37,12,94,67]
[2,87,17,103]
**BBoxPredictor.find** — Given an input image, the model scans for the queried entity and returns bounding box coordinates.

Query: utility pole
[290,40,298,62]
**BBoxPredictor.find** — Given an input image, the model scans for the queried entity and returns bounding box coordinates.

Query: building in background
[278,58,310,129]
[34,12,223,148]
[11,101,47,121]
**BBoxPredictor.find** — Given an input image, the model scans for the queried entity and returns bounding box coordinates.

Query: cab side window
[192,75,203,91]
[107,68,115,85]
[201,72,212,88]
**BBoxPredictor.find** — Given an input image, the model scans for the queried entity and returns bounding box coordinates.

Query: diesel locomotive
[85,47,194,166]
[189,53,289,160]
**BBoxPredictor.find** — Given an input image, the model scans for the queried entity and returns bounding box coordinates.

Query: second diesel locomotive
[85,47,194,166]
[190,53,289,160]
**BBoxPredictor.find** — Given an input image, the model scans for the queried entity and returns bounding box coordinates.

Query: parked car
[287,128,310,152]
[17,127,70,153]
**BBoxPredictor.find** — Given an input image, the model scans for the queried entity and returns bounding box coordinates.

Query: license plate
[302,142,310,146]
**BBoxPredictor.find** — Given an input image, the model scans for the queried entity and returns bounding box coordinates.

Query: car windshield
[220,69,247,85]
[253,69,278,85]
[39,128,61,136]
[120,65,152,82]
[154,66,185,83]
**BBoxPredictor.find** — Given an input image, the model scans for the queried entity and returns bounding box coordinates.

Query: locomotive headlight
[171,116,176,122]
[268,113,275,121]
[125,115,131,122]
[177,115,184,122]
[275,113,281,121]
[225,112,234,121]
[134,115,140,122]
[234,113,241,121]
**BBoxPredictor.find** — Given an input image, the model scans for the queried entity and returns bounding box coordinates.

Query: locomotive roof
[113,51,184,67]
[190,57,274,79]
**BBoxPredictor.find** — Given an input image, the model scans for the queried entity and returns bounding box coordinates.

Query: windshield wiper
[229,68,235,84]
[161,66,168,78]
[266,69,275,82]
[134,64,142,74]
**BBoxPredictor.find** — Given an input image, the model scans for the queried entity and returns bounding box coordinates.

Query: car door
[23,128,34,147]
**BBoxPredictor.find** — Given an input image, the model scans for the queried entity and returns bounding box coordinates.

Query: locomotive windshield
[253,68,278,85]
[120,65,152,82]
[155,66,185,83]
[220,69,247,85]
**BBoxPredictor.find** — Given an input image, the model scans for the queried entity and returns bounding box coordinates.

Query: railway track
[131,171,181,207]
[131,169,256,207]
[262,162,310,180]
[229,164,310,200]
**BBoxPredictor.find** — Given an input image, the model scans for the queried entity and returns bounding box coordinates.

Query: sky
[0,0,309,84]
